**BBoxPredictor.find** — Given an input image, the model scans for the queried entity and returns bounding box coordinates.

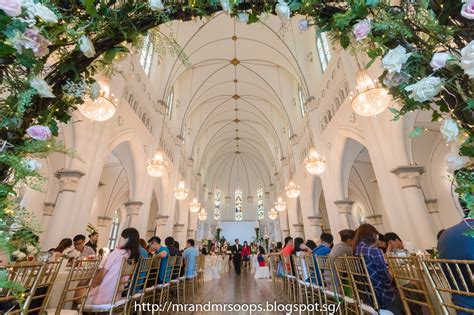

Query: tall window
[298,87,306,117]
[139,33,154,76]
[166,87,174,119]
[257,185,264,220]
[235,187,243,221]
[107,210,120,250]
[214,187,221,220]
[316,31,331,72]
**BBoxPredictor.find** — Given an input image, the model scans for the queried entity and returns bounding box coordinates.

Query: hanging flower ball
[275,0,290,22]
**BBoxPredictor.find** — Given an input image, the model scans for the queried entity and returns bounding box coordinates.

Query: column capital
[124,201,143,216]
[97,216,112,227]
[54,169,85,192]
[425,199,438,214]
[186,229,195,239]
[43,202,55,216]
[334,200,354,214]
[307,215,323,226]
[366,214,383,226]
[155,215,169,226]
[292,223,304,232]
[390,165,425,188]
[282,229,290,237]
[173,223,185,233]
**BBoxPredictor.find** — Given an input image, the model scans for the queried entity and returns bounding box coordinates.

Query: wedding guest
[139,238,147,250]
[201,247,208,255]
[329,229,355,262]
[174,241,180,251]
[384,232,404,254]
[293,237,310,281]
[230,239,243,275]
[51,238,73,261]
[354,224,404,314]
[165,237,181,257]
[86,228,140,305]
[257,246,266,267]
[183,239,199,278]
[85,232,98,253]
[73,234,95,257]
[436,229,445,241]
[147,236,169,284]
[305,239,317,251]
[242,241,251,271]
[377,233,387,253]
[313,233,333,256]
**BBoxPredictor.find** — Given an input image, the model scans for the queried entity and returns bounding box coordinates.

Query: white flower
[78,35,95,58]
[25,158,42,172]
[220,0,231,14]
[12,250,27,260]
[22,0,58,23]
[381,45,412,73]
[430,52,451,71]
[30,76,55,98]
[149,0,163,11]
[90,82,101,100]
[236,12,248,23]
[461,0,474,20]
[26,244,37,255]
[404,76,444,102]
[446,144,470,172]
[460,40,474,78]
[275,0,290,22]
[440,118,459,142]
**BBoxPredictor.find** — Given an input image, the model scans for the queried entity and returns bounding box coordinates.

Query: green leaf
[340,35,350,49]
[389,107,400,121]
[102,46,129,64]
[409,127,423,138]
[49,120,59,136]
[431,111,441,122]
[81,0,97,16]
[465,99,474,111]
[365,0,379,7]
[0,42,15,57]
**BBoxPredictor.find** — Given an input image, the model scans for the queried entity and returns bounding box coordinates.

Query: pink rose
[26,125,52,141]
[24,27,50,57]
[352,19,371,41]
[0,0,21,17]
[461,0,474,20]
[298,19,308,32]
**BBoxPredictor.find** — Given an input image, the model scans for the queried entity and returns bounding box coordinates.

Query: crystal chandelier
[189,197,201,213]
[285,179,300,199]
[174,180,189,200]
[78,96,116,122]
[268,208,278,220]
[274,196,286,212]
[146,150,168,177]
[351,69,391,117]
[197,209,208,221]
[304,147,327,175]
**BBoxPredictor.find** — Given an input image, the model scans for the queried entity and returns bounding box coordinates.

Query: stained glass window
[235,187,243,221]
[298,87,306,117]
[257,185,264,220]
[107,210,120,250]
[214,187,221,220]
[316,31,331,72]
[139,33,154,76]
[166,87,174,119]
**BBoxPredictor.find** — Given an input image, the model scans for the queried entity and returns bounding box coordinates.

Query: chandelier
[351,69,391,117]
[274,196,286,212]
[268,208,278,220]
[285,179,300,199]
[189,197,201,213]
[197,209,208,221]
[174,180,189,200]
[78,96,116,122]
[304,147,327,175]
[146,150,168,177]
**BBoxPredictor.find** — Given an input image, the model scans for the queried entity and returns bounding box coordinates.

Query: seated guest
[165,236,183,277]
[313,233,333,256]
[377,234,387,253]
[50,238,73,261]
[438,218,474,313]
[148,236,169,284]
[437,229,445,241]
[87,228,140,305]
[305,240,317,251]
[354,224,404,315]
[201,248,208,255]
[330,229,355,262]
[85,232,98,253]
[293,237,311,281]
[73,234,95,257]
[384,232,404,254]
[183,239,199,278]
[257,246,266,267]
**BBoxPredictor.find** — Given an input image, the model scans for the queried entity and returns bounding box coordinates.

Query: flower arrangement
[86,223,98,236]
[11,243,38,262]
[61,247,81,260]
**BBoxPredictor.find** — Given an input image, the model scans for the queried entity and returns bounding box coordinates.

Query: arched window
[316,31,332,72]
[107,210,121,250]
[214,187,221,220]
[298,87,306,117]
[235,187,243,221]
[257,185,264,220]
[166,87,174,119]
[139,33,154,76]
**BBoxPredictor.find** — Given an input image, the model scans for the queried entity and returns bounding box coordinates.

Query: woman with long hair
[50,238,73,260]
[292,237,310,281]
[86,228,140,305]
[241,241,251,271]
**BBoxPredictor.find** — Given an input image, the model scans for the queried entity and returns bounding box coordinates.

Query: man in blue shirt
[148,236,170,284]
[183,239,199,278]
[438,218,474,314]
[312,232,333,285]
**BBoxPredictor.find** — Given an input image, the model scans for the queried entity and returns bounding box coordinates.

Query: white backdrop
[220,221,256,245]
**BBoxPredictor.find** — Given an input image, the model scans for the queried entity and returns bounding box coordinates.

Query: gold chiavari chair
[169,256,184,303]
[46,258,101,315]
[280,254,297,302]
[314,256,344,314]
[421,258,474,315]
[333,257,360,315]
[129,257,153,313]
[387,256,436,315]
[154,255,176,309]
[304,255,324,307]
[142,256,161,304]
[268,255,278,287]
[83,258,137,314]
[197,255,205,287]
[185,254,200,297]
[292,255,311,305]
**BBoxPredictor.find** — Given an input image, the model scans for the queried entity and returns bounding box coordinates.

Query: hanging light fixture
[146,150,168,177]
[78,95,117,122]
[285,179,300,199]
[304,147,327,175]
[268,207,278,220]
[174,180,189,200]
[351,69,391,117]
[274,196,287,212]
[197,209,208,221]
[189,197,201,213]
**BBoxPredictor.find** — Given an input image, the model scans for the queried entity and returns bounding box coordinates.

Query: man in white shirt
[73,234,95,257]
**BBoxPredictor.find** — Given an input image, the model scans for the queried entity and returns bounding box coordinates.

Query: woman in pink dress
[87,228,140,305]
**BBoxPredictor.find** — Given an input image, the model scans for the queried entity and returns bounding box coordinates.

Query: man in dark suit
[231,238,242,275]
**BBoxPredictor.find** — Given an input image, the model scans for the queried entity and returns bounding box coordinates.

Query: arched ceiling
[158,14,311,199]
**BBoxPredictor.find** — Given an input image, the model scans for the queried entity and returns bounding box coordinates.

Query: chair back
[192,255,200,277]
[197,255,205,272]
[146,256,161,287]
[280,254,293,277]
[162,256,176,284]
[343,256,380,311]
[315,256,339,294]
[387,256,436,315]
[171,256,183,280]
[132,257,153,295]
[421,258,474,314]
[54,258,101,315]
[111,258,137,304]
[291,255,305,282]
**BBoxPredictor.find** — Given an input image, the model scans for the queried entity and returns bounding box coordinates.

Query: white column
[124,201,143,228]
[42,170,85,249]
[173,223,186,246]
[155,215,169,241]
[334,200,355,229]
[425,199,443,232]
[366,214,384,233]
[307,215,323,240]
[97,216,112,249]
[40,202,55,236]
[292,224,305,239]
[390,166,436,248]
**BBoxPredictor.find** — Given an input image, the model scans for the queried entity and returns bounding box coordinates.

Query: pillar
[334,200,354,229]
[425,199,442,232]
[366,214,384,232]
[307,215,323,240]
[390,166,436,248]
[124,201,143,228]
[173,223,186,246]
[292,224,305,238]
[155,215,169,240]
[97,216,112,249]
[42,170,84,249]
[186,229,195,240]
[40,202,55,234]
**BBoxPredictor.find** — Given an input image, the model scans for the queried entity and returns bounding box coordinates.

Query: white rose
[381,45,412,73]
[90,82,101,100]
[78,35,95,58]
[440,118,459,142]
[25,158,42,172]
[460,40,474,78]
[12,250,26,260]
[220,0,231,14]
[446,145,470,172]
[275,0,290,22]
[33,2,58,23]
[149,0,163,11]
[404,76,444,102]
[236,12,248,23]
[430,52,451,71]
[30,76,55,98]
[26,244,37,255]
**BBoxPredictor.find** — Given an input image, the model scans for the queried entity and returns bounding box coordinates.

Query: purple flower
[461,0,474,20]
[298,19,308,32]
[352,19,371,41]
[0,0,21,16]
[26,125,52,141]
[10,27,51,57]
